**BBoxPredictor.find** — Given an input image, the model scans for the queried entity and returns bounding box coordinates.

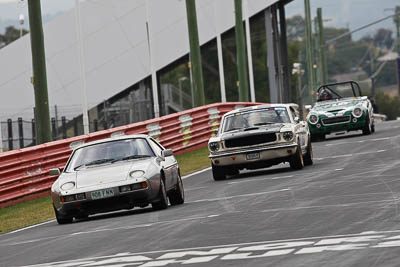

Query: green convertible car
[306,81,375,141]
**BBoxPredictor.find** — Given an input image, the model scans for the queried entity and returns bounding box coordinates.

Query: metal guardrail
[0,102,260,208]
[373,113,387,122]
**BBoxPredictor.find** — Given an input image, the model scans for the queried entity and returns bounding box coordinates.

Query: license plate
[91,189,114,200]
[246,152,260,160]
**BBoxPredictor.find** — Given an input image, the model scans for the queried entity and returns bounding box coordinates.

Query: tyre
[152,179,169,210]
[54,206,73,225]
[212,163,226,181]
[303,138,313,166]
[289,143,304,170]
[362,119,372,135]
[169,174,185,205]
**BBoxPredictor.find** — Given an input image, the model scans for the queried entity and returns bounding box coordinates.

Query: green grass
[0,195,54,234]
[0,146,211,234]
[176,146,210,176]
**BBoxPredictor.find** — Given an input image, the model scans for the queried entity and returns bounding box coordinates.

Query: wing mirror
[294,116,300,123]
[49,168,61,176]
[304,105,312,111]
[162,149,174,158]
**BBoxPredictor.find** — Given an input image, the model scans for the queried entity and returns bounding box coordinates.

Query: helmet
[319,89,332,101]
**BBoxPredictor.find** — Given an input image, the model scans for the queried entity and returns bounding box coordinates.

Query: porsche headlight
[308,114,319,125]
[282,131,294,141]
[209,142,220,152]
[129,170,145,179]
[60,182,75,191]
[352,107,363,118]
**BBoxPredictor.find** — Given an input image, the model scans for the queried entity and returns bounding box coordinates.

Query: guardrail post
[31,119,36,146]
[51,117,57,140]
[18,117,24,149]
[7,119,13,151]
[61,116,67,139]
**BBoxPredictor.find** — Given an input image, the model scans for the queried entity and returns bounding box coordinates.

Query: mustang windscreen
[222,108,291,133]
[65,138,155,172]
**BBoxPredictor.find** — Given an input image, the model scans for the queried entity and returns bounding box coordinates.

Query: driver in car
[318,89,333,101]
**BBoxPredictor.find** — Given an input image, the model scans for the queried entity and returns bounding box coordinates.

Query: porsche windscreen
[65,138,155,172]
[222,107,291,133]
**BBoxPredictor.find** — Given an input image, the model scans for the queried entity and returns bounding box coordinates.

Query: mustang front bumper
[209,143,298,166]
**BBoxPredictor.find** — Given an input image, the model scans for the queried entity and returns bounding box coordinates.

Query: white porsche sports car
[50,134,184,224]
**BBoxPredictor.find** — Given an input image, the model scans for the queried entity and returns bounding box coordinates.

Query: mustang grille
[322,116,351,125]
[224,133,277,148]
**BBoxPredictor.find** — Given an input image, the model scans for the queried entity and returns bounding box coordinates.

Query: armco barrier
[0,102,261,208]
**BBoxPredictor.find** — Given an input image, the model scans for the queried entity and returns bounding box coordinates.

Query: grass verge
[0,146,210,234]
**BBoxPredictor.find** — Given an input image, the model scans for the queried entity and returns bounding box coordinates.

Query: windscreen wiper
[112,155,151,163]
[253,122,275,126]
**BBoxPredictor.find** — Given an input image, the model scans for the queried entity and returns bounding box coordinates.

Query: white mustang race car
[208,104,313,181]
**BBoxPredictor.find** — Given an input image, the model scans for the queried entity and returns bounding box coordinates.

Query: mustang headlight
[308,114,319,125]
[209,142,220,152]
[60,182,75,191]
[129,170,145,179]
[352,107,363,118]
[282,131,294,141]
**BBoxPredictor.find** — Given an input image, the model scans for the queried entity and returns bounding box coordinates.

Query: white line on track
[228,175,293,185]
[4,220,55,235]
[182,167,211,180]
[18,229,400,267]
[325,137,390,147]
[315,149,387,161]
[1,214,222,246]
[187,188,290,204]
[261,199,400,213]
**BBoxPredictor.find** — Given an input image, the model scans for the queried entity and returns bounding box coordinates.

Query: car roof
[223,103,298,117]
[73,134,150,150]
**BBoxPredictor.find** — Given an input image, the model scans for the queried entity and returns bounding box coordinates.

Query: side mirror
[304,105,312,111]
[49,168,61,176]
[162,149,173,158]
[294,116,300,123]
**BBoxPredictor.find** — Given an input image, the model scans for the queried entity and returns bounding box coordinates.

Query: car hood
[312,98,362,114]
[219,124,287,140]
[70,158,153,189]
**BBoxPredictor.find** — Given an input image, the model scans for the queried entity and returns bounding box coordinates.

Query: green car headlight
[308,114,319,125]
[352,107,363,118]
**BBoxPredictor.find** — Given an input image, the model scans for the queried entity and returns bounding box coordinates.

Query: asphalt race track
[1,120,400,267]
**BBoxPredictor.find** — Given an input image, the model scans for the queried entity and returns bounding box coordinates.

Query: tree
[373,28,393,49]
[0,26,29,48]
[286,15,305,41]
